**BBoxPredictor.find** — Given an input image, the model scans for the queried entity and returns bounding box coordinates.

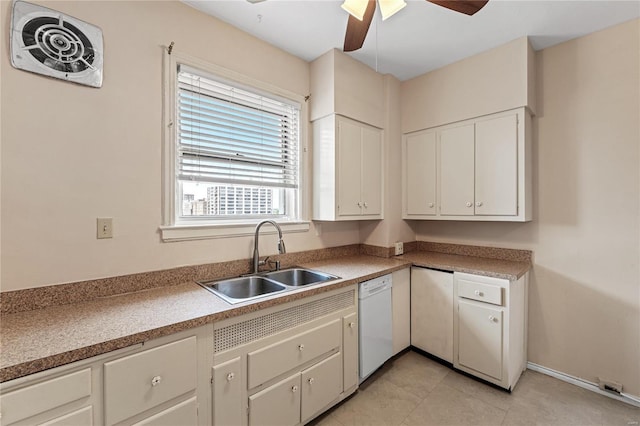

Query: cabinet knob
[476,201,483,207]
[298,343,305,351]
[308,378,315,385]
[428,202,434,208]
[227,372,235,382]
[151,375,162,387]
[349,322,356,328]
[474,290,483,297]
[466,202,473,207]
[357,202,362,207]
[364,202,368,208]
[489,315,497,322]
[292,385,299,393]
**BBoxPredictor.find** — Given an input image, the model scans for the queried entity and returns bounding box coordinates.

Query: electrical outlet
[394,242,404,255]
[598,378,623,394]
[97,218,113,239]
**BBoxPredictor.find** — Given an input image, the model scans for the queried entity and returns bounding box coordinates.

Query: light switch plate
[394,242,404,255]
[97,218,113,239]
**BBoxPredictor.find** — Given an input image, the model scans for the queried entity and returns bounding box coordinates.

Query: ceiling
[183,0,640,81]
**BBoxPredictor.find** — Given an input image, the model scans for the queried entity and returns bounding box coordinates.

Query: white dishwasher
[358,274,393,383]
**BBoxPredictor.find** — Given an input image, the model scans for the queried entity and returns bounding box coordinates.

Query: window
[161,54,308,241]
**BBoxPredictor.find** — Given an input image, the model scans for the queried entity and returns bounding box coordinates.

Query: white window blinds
[177,66,300,189]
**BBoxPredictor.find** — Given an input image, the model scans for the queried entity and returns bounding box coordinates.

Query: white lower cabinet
[342,312,359,391]
[391,268,411,355]
[453,272,527,390]
[410,267,454,363]
[457,300,503,380]
[249,373,300,426]
[212,357,243,426]
[212,285,358,426]
[0,325,213,426]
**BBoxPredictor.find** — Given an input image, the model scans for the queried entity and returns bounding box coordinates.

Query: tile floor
[310,351,640,426]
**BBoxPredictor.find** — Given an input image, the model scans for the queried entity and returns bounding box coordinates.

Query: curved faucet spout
[253,220,286,274]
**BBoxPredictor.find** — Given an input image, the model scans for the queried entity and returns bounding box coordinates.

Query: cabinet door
[457,299,503,380]
[361,125,382,216]
[475,114,518,216]
[248,373,300,426]
[342,313,359,391]
[301,353,342,423]
[404,131,437,216]
[213,357,242,426]
[440,124,475,216]
[392,268,411,355]
[337,118,363,217]
[410,268,454,362]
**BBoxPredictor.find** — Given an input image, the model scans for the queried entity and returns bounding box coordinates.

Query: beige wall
[401,37,536,133]
[413,19,640,397]
[361,74,415,247]
[0,1,361,291]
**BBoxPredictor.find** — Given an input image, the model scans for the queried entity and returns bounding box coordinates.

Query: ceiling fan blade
[343,0,376,52]
[427,0,489,16]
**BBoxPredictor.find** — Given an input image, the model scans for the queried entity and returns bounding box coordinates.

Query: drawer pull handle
[298,343,305,351]
[292,385,298,393]
[151,375,162,387]
[474,290,483,297]
[227,372,235,382]
[349,322,356,328]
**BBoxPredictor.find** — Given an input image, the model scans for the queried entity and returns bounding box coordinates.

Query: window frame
[160,51,309,242]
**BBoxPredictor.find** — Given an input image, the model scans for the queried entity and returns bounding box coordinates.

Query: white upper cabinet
[403,107,532,222]
[313,114,383,221]
[475,114,518,216]
[403,130,437,217]
[440,123,475,216]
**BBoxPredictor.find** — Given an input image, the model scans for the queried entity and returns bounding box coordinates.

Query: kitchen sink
[262,268,339,287]
[198,276,287,304]
[198,268,340,304]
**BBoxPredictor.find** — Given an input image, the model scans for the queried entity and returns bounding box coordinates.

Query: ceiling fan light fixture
[379,0,406,20]
[341,0,369,21]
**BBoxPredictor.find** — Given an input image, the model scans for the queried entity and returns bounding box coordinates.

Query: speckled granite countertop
[0,249,531,383]
[399,251,530,280]
[0,255,409,383]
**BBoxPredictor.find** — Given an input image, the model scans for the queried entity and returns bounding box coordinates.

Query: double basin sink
[198,268,340,304]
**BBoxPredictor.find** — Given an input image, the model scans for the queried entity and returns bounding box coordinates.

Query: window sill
[159,221,310,242]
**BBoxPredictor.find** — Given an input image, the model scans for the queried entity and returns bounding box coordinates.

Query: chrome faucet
[252,220,286,274]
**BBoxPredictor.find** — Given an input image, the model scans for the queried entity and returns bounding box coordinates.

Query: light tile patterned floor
[310,351,640,426]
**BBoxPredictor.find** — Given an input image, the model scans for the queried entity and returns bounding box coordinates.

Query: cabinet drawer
[0,368,91,425]
[131,397,197,426]
[248,319,341,389]
[104,337,197,425]
[39,406,93,426]
[457,279,503,306]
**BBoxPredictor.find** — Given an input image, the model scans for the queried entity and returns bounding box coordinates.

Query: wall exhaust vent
[10,0,103,88]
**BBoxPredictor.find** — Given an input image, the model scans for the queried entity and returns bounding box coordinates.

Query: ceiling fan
[342,0,489,52]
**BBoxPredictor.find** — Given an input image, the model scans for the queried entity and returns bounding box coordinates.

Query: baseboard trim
[527,362,640,408]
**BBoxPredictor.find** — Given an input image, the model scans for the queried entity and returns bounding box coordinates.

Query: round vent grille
[10,0,103,88]
[22,17,95,73]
